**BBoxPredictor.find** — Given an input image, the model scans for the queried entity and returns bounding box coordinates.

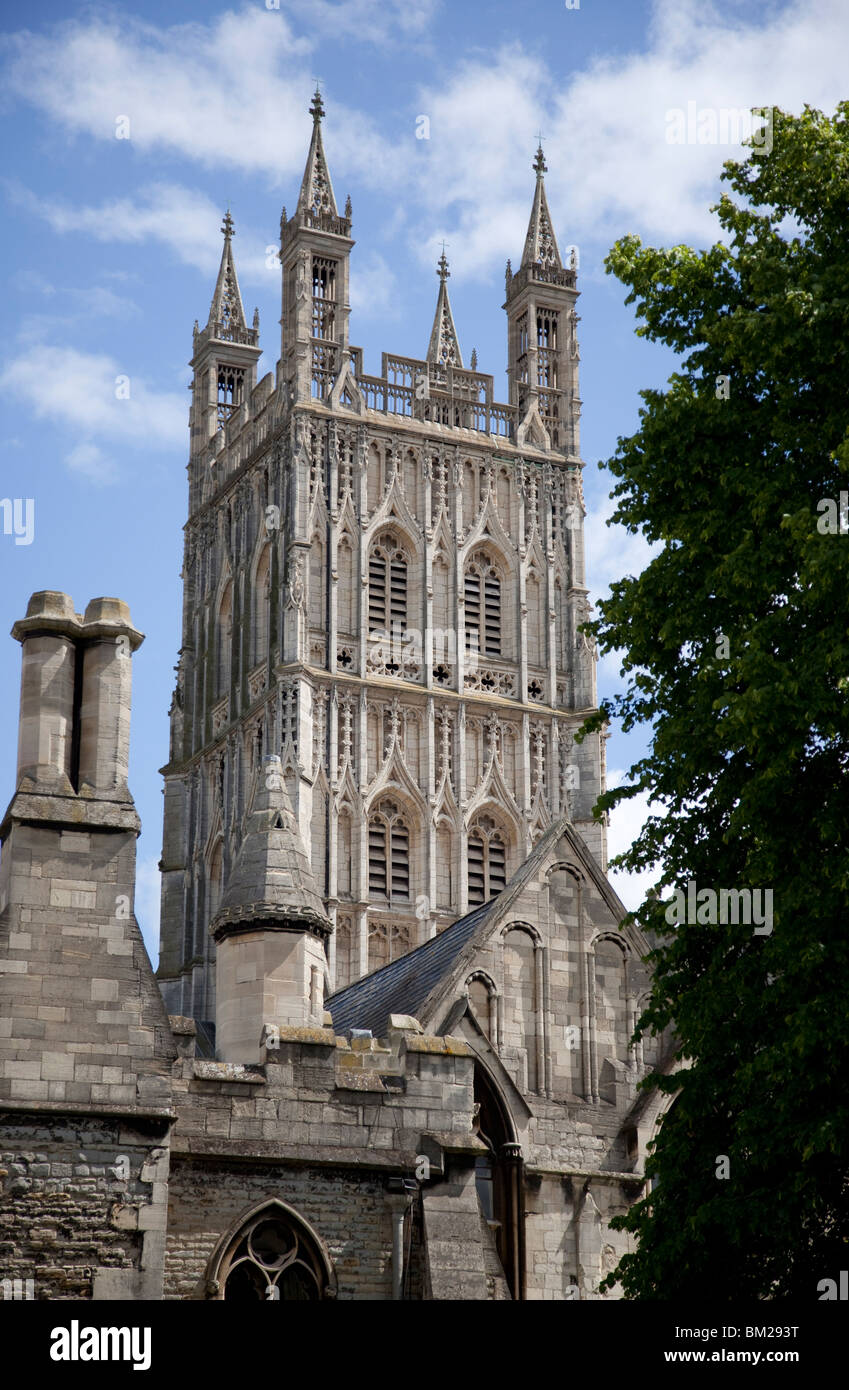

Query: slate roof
[327,898,497,1038]
[327,817,571,1038]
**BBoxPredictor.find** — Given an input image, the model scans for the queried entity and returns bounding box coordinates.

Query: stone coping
[169,1136,420,1170]
[0,1098,173,1124]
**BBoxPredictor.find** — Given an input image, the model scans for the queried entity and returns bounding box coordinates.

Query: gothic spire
[520,144,562,272]
[426,249,463,368]
[207,211,253,341]
[296,87,340,222]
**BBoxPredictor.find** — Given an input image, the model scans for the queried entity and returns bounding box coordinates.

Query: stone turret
[279,89,354,404]
[188,211,262,465]
[211,755,331,1061]
[504,143,580,456]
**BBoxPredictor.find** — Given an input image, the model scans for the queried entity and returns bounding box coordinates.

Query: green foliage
[586,105,849,1299]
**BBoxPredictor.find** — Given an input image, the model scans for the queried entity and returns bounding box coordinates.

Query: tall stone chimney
[9,590,144,800]
[13,591,78,793]
[1,590,175,1122]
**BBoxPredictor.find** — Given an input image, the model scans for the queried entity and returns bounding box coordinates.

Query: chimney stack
[9,591,143,799]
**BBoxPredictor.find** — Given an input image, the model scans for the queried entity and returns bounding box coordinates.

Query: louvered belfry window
[368,535,408,636]
[465,553,502,657]
[368,800,410,904]
[467,816,508,906]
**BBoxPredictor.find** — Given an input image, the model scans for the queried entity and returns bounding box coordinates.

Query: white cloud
[135,855,162,969]
[277,0,439,43]
[2,10,400,190]
[410,47,547,279]
[583,487,659,608]
[4,0,848,288]
[411,0,849,275]
[10,181,230,277]
[349,252,399,320]
[0,345,185,459]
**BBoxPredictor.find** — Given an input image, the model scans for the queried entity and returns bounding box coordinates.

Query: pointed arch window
[368,799,410,904]
[208,839,225,923]
[214,1206,331,1301]
[217,582,233,696]
[254,544,272,666]
[368,535,408,638]
[217,365,245,427]
[465,553,502,658]
[311,257,337,341]
[467,815,508,906]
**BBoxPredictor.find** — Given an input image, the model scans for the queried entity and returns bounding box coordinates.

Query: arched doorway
[473,1064,525,1299]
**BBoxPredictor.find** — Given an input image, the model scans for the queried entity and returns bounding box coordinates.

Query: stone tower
[157,92,606,1035]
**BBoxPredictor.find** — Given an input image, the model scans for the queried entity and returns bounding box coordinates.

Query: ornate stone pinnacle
[437,248,450,282]
[533,144,547,176]
[221,210,234,240]
[310,87,325,123]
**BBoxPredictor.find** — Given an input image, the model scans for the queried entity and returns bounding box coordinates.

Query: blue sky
[1,0,846,963]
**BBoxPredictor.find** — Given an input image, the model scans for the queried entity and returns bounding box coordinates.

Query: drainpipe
[387,1177,417,1300]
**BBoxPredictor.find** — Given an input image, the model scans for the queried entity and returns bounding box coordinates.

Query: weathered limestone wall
[0,818,175,1110]
[164,1019,495,1300]
[164,1162,394,1300]
[0,1112,170,1300]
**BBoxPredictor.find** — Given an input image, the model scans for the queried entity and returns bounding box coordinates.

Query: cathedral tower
[157,97,607,1043]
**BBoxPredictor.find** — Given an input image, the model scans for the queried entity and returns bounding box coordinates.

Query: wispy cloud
[7,2,845,287]
[277,0,439,43]
[411,0,849,275]
[0,344,185,481]
[2,10,400,189]
[10,181,230,277]
[349,251,399,320]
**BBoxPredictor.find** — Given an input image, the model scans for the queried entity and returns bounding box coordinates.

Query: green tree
[585,104,849,1300]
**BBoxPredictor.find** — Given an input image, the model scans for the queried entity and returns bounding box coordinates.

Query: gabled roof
[327,817,572,1037]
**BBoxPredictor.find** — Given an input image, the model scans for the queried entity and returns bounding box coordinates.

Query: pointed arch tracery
[207,1200,336,1301]
[252,541,272,667]
[467,811,510,906]
[464,548,502,659]
[367,796,412,906]
[368,530,409,641]
[216,580,234,697]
